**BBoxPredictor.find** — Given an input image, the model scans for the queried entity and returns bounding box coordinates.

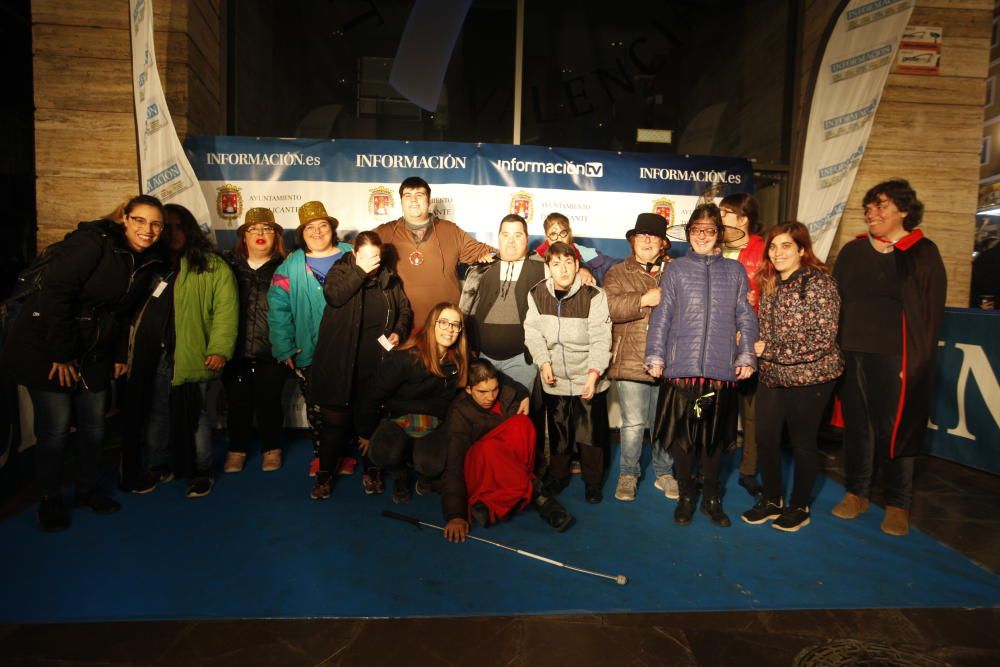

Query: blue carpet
[3,437,998,622]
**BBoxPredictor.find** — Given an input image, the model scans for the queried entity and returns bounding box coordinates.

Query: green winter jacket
[172,253,239,385]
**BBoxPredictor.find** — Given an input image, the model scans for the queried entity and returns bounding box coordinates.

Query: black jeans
[223,359,289,454]
[543,391,609,486]
[840,351,915,509]
[367,418,449,479]
[757,380,836,509]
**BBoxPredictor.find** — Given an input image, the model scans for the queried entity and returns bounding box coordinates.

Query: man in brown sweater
[374,176,496,329]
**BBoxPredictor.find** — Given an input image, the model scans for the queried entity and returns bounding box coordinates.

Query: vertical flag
[128,0,213,234]
[796,0,915,260]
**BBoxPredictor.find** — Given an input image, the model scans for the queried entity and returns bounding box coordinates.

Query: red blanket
[464,414,536,524]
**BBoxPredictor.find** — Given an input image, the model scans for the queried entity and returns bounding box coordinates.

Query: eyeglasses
[127,215,164,232]
[633,233,660,241]
[246,226,275,235]
[547,229,570,241]
[436,319,463,333]
[689,227,718,237]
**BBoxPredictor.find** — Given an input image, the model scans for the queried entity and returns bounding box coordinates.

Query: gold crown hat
[297,200,337,228]
[238,207,279,233]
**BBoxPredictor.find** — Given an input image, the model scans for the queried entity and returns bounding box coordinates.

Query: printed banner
[184,137,754,250]
[927,310,1000,475]
[129,0,212,233]
[796,0,915,260]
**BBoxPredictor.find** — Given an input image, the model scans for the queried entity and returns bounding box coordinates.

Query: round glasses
[546,229,570,242]
[436,319,463,333]
[127,215,164,232]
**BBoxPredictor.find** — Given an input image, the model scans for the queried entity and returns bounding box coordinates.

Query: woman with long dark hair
[307,231,412,499]
[127,204,238,498]
[645,204,758,528]
[3,194,166,531]
[740,222,843,532]
[367,302,468,504]
[221,208,289,474]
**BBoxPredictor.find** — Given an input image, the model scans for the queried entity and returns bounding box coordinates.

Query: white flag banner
[128,0,212,234]
[796,0,915,260]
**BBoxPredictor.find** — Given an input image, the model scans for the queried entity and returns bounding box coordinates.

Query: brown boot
[223,451,246,473]
[262,449,283,472]
[881,506,910,536]
[831,492,870,520]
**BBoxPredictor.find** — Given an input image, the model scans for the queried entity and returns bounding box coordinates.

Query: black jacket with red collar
[834,229,947,458]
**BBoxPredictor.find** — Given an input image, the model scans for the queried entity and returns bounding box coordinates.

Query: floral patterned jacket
[758,266,844,388]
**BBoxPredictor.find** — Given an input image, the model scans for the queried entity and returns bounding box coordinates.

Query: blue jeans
[481,352,538,393]
[28,386,107,497]
[146,355,213,474]
[615,379,674,478]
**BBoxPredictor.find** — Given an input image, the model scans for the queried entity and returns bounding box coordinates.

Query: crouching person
[441,360,572,542]
[523,242,613,503]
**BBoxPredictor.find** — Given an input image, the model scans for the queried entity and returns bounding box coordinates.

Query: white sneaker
[614,475,638,501]
[655,474,680,500]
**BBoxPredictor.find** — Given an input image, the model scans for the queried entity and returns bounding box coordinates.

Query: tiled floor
[1,439,997,666]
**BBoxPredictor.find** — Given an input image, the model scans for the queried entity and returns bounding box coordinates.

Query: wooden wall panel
[32,0,224,246]
[799,0,990,307]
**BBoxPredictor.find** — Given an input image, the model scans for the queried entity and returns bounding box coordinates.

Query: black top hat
[627,213,669,243]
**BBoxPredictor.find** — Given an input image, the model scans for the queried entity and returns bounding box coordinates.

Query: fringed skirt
[652,377,739,457]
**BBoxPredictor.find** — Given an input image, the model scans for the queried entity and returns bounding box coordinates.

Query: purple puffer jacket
[644,250,758,382]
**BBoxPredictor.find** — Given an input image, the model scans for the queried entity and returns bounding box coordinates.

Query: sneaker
[337,456,357,476]
[741,497,784,525]
[119,470,158,495]
[470,501,490,527]
[74,489,121,515]
[311,471,333,500]
[415,476,434,496]
[773,506,811,532]
[654,474,680,500]
[150,466,174,484]
[262,449,282,472]
[614,475,638,501]
[392,471,412,505]
[38,495,70,533]
[585,483,603,504]
[223,451,246,473]
[570,459,582,475]
[185,476,214,498]
[831,492,870,520]
[361,469,384,495]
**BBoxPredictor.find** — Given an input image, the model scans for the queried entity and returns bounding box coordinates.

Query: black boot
[674,479,697,526]
[533,479,573,532]
[700,480,731,527]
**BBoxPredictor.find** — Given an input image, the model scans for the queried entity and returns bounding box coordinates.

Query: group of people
[2,175,946,543]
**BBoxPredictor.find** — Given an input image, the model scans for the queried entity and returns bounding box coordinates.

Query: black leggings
[756,380,836,508]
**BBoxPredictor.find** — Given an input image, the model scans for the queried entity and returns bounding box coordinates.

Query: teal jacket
[172,253,239,385]
[267,245,351,367]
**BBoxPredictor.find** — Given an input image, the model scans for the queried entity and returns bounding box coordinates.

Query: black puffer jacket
[371,351,461,421]
[2,219,164,392]
[225,251,283,361]
[309,254,412,435]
